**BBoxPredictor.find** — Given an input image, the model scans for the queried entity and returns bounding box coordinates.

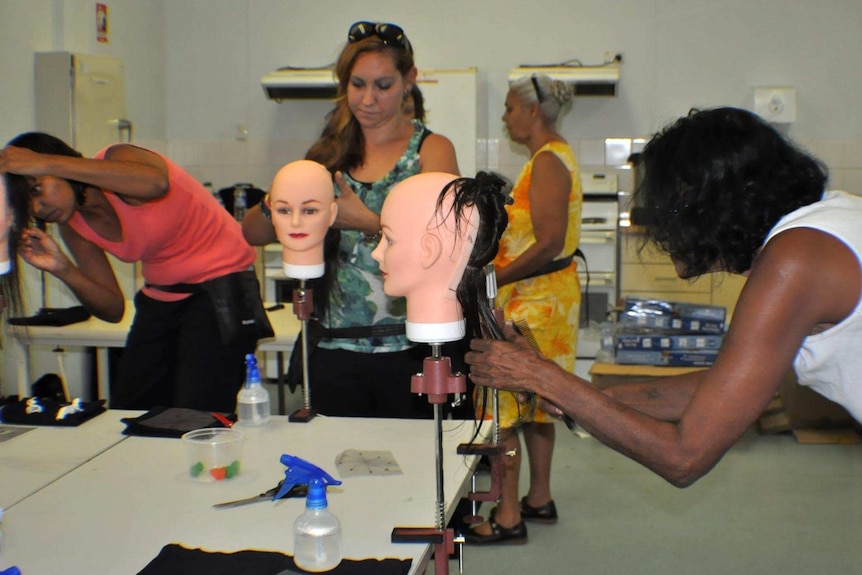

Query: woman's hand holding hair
[18,227,72,274]
[333,171,380,235]
[466,322,549,392]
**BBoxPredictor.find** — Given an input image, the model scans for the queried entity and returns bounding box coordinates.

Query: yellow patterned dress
[485,141,582,427]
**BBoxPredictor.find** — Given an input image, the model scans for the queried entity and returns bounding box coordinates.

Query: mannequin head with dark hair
[372,171,509,343]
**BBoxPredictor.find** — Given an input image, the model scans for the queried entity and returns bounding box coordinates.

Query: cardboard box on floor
[588,362,859,444]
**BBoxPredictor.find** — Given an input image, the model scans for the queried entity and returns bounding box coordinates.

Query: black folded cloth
[121,407,237,438]
[0,397,106,426]
[8,306,91,326]
[137,544,411,575]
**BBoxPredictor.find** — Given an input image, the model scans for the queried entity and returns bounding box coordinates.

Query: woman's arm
[495,151,570,286]
[3,144,168,203]
[242,203,277,246]
[18,226,124,322]
[468,228,857,486]
[601,373,705,421]
[418,133,460,176]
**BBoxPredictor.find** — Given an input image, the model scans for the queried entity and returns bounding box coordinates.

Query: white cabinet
[33,51,140,307]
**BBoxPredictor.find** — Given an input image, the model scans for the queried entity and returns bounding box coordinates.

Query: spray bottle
[237,354,270,427]
[272,454,343,572]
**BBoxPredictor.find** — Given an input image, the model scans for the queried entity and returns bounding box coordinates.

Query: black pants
[110,291,255,412]
[309,338,473,419]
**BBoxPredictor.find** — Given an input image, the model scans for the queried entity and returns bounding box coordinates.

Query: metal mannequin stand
[288,280,316,422]
[392,342,466,575]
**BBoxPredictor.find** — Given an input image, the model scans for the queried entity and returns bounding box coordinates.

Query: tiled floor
[430,424,862,575]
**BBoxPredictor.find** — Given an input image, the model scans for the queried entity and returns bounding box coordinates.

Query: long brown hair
[305,37,415,174]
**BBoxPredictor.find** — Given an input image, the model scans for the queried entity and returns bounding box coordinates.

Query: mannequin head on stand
[268,160,337,279]
[372,171,510,343]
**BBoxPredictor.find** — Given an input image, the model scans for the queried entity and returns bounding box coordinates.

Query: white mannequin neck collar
[405,319,466,344]
[283,262,325,280]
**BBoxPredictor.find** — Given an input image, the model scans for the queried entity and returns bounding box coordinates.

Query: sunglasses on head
[531,75,546,104]
[347,21,413,54]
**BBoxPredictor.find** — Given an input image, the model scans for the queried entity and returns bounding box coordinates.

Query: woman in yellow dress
[467,74,581,545]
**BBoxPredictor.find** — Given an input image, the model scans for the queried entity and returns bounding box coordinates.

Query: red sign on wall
[96,3,109,44]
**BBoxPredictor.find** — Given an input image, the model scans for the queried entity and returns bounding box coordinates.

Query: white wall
[3,0,862,394]
[157,0,862,194]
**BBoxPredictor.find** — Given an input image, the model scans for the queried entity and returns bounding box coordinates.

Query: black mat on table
[121,407,236,438]
[137,544,411,575]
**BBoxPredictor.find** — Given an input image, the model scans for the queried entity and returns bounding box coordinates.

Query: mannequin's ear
[328,201,338,227]
[419,232,442,270]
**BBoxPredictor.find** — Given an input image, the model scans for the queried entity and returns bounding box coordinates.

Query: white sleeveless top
[765,190,862,423]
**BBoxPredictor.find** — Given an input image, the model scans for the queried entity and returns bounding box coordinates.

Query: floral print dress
[490,141,582,426]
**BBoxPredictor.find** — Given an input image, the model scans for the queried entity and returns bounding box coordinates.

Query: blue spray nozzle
[272,453,342,502]
[244,354,262,387]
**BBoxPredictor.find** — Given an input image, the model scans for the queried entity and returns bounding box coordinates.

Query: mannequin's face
[372,188,426,297]
[372,172,473,301]
[269,161,337,265]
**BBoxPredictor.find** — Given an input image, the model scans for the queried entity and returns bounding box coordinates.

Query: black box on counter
[619,297,726,334]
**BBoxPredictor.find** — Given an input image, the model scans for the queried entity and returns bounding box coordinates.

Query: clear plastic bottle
[293,478,342,572]
[237,353,270,427]
[233,186,247,222]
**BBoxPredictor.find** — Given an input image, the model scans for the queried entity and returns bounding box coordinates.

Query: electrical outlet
[753,87,796,123]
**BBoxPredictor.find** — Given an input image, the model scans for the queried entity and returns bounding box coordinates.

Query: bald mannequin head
[372,172,479,341]
[268,160,337,279]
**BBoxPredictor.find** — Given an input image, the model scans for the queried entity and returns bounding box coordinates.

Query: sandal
[463,508,527,545]
[520,496,558,524]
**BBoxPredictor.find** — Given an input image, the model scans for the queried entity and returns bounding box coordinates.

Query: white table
[0,409,141,510]
[0,415,487,575]
[12,302,302,406]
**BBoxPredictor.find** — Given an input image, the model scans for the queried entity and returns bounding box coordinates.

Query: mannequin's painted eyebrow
[272,198,325,206]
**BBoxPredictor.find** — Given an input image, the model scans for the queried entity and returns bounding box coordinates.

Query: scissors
[212,480,308,509]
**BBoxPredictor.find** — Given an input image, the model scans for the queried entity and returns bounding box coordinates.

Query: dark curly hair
[435,171,511,339]
[634,107,827,277]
